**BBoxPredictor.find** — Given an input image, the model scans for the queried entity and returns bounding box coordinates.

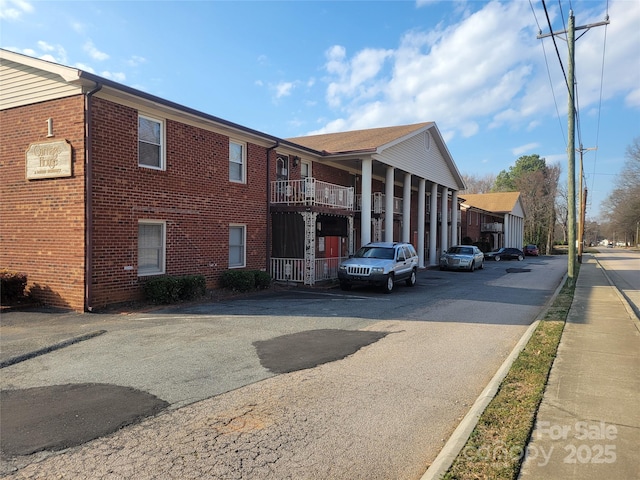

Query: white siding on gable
[0,60,82,110]
[375,131,459,189]
[512,200,525,218]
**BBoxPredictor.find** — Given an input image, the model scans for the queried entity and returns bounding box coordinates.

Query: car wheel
[406,269,417,287]
[479,260,484,270]
[340,282,352,291]
[469,261,475,272]
[517,255,524,261]
[382,274,394,294]
[495,255,501,262]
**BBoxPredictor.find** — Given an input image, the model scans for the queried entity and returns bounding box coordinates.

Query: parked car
[524,244,539,256]
[484,247,525,262]
[439,245,484,272]
[338,242,418,293]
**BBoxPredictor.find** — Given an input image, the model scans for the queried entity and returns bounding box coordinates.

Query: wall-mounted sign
[26,140,72,179]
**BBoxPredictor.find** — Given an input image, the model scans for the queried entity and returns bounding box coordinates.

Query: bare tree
[460,173,496,194]
[601,137,640,245]
[555,183,568,243]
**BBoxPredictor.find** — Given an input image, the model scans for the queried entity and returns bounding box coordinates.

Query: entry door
[325,236,340,258]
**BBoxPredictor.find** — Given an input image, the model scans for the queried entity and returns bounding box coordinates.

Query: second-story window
[138,115,164,169]
[230,140,246,183]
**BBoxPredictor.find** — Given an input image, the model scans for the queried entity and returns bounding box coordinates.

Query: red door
[325,236,340,258]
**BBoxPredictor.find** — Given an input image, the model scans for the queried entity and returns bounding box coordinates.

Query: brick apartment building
[460,192,525,251]
[1,49,497,311]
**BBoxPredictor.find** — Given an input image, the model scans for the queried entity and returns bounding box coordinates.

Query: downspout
[265,141,279,274]
[84,82,103,312]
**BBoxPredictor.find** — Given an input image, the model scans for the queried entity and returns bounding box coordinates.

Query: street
[1,255,567,479]
[593,248,640,318]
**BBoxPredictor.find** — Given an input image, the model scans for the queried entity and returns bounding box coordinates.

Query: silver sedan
[439,245,485,272]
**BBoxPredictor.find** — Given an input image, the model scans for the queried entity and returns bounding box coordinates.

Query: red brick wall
[88,98,268,308]
[0,96,87,310]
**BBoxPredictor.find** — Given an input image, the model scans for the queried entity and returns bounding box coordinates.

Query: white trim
[229,224,246,268]
[229,139,247,184]
[138,220,166,276]
[138,113,165,170]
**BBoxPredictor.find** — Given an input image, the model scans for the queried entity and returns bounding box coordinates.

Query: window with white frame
[229,224,246,268]
[138,115,164,169]
[229,140,246,183]
[138,220,166,275]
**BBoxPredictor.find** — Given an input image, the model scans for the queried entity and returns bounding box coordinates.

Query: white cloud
[315,2,544,135]
[83,40,109,61]
[37,41,54,52]
[0,0,33,20]
[74,62,95,74]
[127,55,147,67]
[325,45,393,108]
[512,143,541,156]
[625,88,640,108]
[312,0,638,142]
[101,71,126,82]
[275,81,295,98]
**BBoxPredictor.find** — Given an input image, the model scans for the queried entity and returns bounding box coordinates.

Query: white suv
[338,242,419,293]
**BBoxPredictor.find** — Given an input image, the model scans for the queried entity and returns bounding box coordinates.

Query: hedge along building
[1,49,466,312]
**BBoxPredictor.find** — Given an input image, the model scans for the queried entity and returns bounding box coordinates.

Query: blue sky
[2,0,639,219]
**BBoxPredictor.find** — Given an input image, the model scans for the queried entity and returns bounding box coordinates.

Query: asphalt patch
[0,383,169,457]
[506,268,532,273]
[254,329,388,374]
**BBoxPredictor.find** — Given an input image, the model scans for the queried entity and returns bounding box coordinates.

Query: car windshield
[354,246,395,259]
[448,247,473,255]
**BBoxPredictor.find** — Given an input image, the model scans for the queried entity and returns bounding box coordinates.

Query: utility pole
[577,145,596,263]
[538,8,609,283]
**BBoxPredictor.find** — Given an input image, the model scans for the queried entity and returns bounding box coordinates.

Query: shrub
[220,269,272,292]
[220,270,256,292]
[254,270,272,289]
[142,275,206,304]
[179,275,207,300]
[0,270,28,303]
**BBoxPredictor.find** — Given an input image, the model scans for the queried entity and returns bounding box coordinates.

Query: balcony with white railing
[482,222,503,233]
[271,178,354,210]
[355,193,403,214]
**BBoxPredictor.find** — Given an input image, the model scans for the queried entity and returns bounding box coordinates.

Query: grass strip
[442,274,576,479]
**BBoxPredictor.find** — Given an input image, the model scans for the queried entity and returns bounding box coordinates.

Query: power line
[589,0,610,207]
[529,0,566,145]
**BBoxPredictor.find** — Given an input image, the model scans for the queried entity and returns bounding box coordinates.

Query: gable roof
[461,192,524,216]
[287,122,465,190]
[286,123,433,154]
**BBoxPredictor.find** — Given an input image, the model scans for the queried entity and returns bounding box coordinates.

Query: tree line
[463,137,640,253]
[600,137,640,246]
[462,154,560,254]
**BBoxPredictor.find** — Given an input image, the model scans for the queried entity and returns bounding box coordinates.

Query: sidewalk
[518,254,640,479]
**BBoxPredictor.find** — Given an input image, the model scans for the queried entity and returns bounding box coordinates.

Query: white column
[385,166,394,242]
[418,179,426,268]
[361,159,372,246]
[504,215,510,248]
[402,173,411,243]
[440,186,448,253]
[429,183,438,265]
[451,190,458,246]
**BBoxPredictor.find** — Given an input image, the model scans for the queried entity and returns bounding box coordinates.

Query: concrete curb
[420,273,569,480]
[0,330,107,369]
